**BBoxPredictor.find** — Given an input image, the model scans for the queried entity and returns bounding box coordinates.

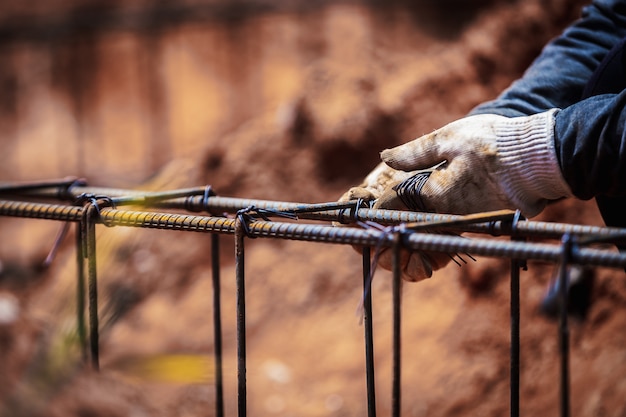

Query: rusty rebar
[235,217,247,417]
[2,183,624,417]
[6,184,626,242]
[362,247,377,417]
[510,211,524,417]
[559,235,573,417]
[391,232,402,417]
[81,203,100,370]
[1,200,626,269]
[211,233,224,417]
[75,222,88,362]
[510,258,521,417]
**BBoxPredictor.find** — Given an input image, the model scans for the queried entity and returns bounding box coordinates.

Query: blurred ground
[2,0,626,416]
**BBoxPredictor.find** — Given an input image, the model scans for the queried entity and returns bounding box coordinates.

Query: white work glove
[338,109,573,282]
[381,109,573,217]
[338,162,454,282]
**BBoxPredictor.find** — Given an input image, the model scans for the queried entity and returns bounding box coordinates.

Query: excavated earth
[1,0,626,416]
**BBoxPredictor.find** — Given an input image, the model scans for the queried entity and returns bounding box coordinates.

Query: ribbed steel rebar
[83,204,100,370]
[0,199,82,221]
[2,184,624,417]
[391,233,402,417]
[362,247,377,417]
[6,184,626,242]
[75,222,88,362]
[510,258,521,417]
[235,218,247,417]
[1,200,626,269]
[559,235,572,417]
[211,234,224,417]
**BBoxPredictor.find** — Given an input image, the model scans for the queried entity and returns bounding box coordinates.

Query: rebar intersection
[1,180,625,417]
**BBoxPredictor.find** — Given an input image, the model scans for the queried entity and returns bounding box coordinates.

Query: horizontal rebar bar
[5,185,626,242]
[1,199,625,269]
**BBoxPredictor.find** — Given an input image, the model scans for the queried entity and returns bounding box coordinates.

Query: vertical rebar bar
[212,233,224,417]
[509,213,523,417]
[44,222,70,267]
[362,247,377,417]
[85,205,99,370]
[510,259,520,417]
[559,234,572,417]
[75,222,88,362]
[391,233,402,417]
[235,218,247,417]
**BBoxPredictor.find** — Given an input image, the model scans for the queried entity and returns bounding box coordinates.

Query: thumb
[381,131,444,171]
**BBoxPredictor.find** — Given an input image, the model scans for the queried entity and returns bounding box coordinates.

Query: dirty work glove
[381,109,573,218]
[338,162,454,282]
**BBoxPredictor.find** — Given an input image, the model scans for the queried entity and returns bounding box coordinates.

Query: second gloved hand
[381,109,573,217]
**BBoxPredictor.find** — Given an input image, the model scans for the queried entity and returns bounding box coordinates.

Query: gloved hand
[338,162,454,282]
[338,109,574,282]
[381,109,573,217]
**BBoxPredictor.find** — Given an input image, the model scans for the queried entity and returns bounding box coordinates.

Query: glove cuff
[495,109,573,217]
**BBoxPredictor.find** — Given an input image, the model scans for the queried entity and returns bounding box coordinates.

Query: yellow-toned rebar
[1,199,625,269]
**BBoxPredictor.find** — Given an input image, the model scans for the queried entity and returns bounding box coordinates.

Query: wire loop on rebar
[234,205,298,238]
[235,206,259,238]
[336,198,369,224]
[202,185,215,211]
[75,193,117,228]
[180,185,216,213]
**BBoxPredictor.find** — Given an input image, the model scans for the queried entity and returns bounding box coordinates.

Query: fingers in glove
[376,246,453,282]
[380,130,445,172]
[370,188,454,281]
[338,186,376,203]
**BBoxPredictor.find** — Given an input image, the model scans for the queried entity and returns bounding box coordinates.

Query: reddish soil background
[1,0,626,416]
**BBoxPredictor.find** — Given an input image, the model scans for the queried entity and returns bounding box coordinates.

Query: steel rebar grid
[2,190,626,417]
[6,184,626,243]
[2,200,626,269]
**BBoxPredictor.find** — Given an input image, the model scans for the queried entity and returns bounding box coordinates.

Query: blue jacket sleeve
[470,0,626,117]
[555,92,626,199]
[469,0,626,199]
